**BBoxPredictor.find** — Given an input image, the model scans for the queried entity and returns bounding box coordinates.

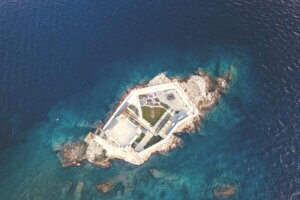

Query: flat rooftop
[108,117,137,147]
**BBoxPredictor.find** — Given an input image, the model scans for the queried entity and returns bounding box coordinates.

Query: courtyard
[141,106,166,126]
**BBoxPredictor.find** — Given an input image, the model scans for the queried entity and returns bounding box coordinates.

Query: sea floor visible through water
[0,47,268,200]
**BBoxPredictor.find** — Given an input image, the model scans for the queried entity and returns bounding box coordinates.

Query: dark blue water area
[0,0,299,199]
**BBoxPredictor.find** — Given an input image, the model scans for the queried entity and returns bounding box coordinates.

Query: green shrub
[144,136,162,149]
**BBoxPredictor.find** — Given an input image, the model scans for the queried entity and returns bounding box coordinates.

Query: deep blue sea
[0,0,299,199]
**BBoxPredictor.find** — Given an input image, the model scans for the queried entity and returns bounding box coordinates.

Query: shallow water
[0,0,299,199]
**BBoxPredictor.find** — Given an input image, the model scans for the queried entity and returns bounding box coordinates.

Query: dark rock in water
[213,184,237,198]
[57,141,87,167]
[96,180,115,193]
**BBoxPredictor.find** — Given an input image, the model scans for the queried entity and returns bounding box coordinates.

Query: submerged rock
[150,168,179,183]
[149,168,165,179]
[96,169,140,195]
[61,181,73,194]
[57,141,87,167]
[74,181,84,200]
[96,180,115,193]
[213,184,237,198]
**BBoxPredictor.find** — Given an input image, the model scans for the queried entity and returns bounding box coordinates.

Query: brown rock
[98,159,112,168]
[58,141,87,167]
[213,184,237,198]
[93,154,112,168]
[96,180,114,193]
[169,136,183,150]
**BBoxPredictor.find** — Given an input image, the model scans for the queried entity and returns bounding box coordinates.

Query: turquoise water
[1,47,266,199]
[1,0,299,199]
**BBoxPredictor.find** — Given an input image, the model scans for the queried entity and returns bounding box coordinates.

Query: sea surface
[0,0,299,199]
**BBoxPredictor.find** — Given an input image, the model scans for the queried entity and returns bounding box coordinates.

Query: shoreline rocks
[57,141,87,167]
[85,133,112,168]
[92,156,112,168]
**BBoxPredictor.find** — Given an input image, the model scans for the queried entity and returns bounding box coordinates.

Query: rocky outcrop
[159,134,183,153]
[213,184,237,198]
[96,169,139,195]
[84,133,112,168]
[56,135,112,168]
[57,141,87,167]
[147,73,172,86]
[92,155,111,168]
[96,180,115,193]
[179,71,227,114]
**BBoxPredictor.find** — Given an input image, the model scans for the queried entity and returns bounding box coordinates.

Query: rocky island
[57,70,230,169]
